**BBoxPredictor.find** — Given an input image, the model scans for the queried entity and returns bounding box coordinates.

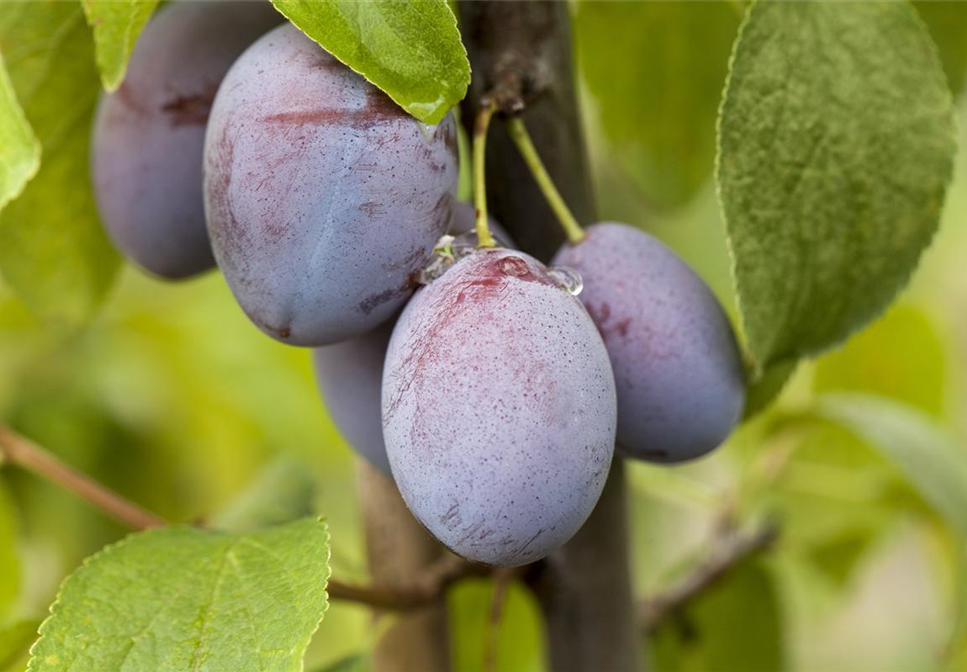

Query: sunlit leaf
[0,2,120,324]
[270,0,468,124]
[29,518,331,672]
[0,53,39,213]
[81,0,159,91]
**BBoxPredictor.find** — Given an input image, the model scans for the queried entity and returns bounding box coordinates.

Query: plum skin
[91,1,281,280]
[312,203,515,477]
[312,320,394,476]
[552,222,746,463]
[382,248,617,567]
[204,23,459,346]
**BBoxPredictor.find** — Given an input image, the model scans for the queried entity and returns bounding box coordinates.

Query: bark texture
[458,3,641,671]
[358,461,450,672]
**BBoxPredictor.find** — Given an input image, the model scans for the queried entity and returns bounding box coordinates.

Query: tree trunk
[457,2,641,671]
[357,461,450,672]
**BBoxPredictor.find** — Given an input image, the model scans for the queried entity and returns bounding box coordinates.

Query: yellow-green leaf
[0,53,39,213]
[29,518,331,672]
[0,2,120,324]
[270,0,469,124]
[81,0,159,91]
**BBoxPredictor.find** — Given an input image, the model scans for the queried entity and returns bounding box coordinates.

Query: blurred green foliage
[2,3,967,671]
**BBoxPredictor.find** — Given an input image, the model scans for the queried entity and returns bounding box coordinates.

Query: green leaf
[0,2,120,324]
[914,0,967,97]
[575,1,740,209]
[651,563,784,672]
[815,393,967,536]
[212,457,319,532]
[0,53,39,213]
[29,518,331,672]
[743,359,796,420]
[0,483,20,621]
[814,304,946,416]
[270,0,468,125]
[81,0,159,92]
[717,1,957,370]
[0,620,40,672]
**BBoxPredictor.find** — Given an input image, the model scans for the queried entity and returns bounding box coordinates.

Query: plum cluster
[92,3,747,568]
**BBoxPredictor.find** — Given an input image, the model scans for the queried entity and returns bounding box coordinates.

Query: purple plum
[382,248,616,566]
[204,23,458,346]
[552,222,746,463]
[91,1,282,279]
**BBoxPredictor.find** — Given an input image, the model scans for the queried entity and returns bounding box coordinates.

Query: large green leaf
[29,518,331,672]
[815,393,967,536]
[575,1,740,209]
[0,484,19,620]
[914,0,967,97]
[0,620,40,672]
[270,0,468,125]
[81,0,159,91]
[0,2,120,324]
[0,53,39,213]
[651,563,784,672]
[717,1,956,370]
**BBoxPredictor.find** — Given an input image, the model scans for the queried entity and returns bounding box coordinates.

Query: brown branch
[0,424,491,617]
[638,523,780,634]
[327,553,489,611]
[483,568,515,672]
[0,422,166,530]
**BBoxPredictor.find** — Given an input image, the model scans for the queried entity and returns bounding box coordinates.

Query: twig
[0,422,166,530]
[328,554,489,611]
[638,523,779,634]
[0,423,490,611]
[483,568,515,672]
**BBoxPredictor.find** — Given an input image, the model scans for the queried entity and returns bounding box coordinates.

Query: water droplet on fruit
[548,265,583,296]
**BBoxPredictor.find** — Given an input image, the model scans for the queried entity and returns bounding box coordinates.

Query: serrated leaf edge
[28,517,331,672]
[714,1,959,378]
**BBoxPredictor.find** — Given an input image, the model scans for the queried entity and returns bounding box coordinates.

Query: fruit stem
[473,100,499,249]
[506,117,586,245]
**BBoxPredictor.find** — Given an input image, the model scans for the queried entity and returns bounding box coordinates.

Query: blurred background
[2,3,967,671]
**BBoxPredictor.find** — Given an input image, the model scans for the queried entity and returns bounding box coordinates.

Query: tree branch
[327,553,488,611]
[458,4,639,671]
[0,422,166,530]
[638,523,780,634]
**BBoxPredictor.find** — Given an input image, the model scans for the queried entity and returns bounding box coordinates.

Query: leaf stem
[473,99,499,249]
[505,117,586,245]
[0,423,166,530]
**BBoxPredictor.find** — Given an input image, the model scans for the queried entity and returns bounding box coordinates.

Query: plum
[552,222,746,463]
[91,1,282,279]
[204,23,458,346]
[382,248,616,567]
[312,320,394,476]
[312,205,514,476]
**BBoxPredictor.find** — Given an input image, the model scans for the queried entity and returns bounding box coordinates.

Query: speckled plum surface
[552,222,746,463]
[382,248,617,567]
[204,24,458,346]
[92,1,281,280]
[312,320,393,476]
[311,209,515,477]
